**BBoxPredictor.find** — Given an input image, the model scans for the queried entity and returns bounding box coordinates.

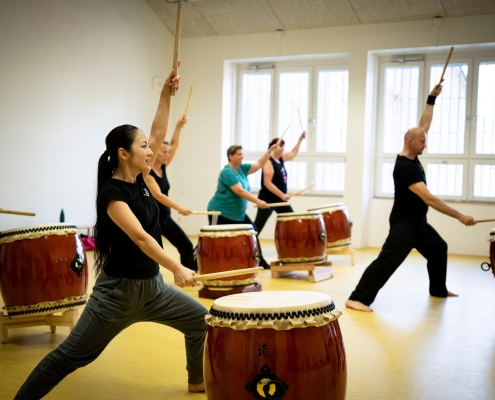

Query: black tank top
[258,157,288,203]
[149,164,171,221]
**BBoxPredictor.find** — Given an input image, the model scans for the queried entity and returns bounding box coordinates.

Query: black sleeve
[97,182,129,215]
[396,162,424,188]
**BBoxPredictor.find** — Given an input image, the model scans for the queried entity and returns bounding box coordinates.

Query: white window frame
[235,61,349,196]
[469,159,495,202]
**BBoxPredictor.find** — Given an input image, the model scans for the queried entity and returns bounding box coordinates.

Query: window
[376,53,495,202]
[237,62,349,196]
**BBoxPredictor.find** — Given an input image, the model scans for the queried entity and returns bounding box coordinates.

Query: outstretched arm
[419,83,442,134]
[248,144,278,174]
[166,115,188,167]
[282,131,306,162]
[230,183,269,209]
[144,175,192,215]
[409,182,476,226]
[145,68,180,178]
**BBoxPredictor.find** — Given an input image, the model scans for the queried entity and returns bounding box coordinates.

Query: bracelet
[427,95,436,105]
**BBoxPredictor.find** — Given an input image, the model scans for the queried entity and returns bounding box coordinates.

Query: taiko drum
[0,223,88,318]
[197,224,260,290]
[308,203,352,248]
[490,229,495,279]
[204,291,347,400]
[275,211,327,264]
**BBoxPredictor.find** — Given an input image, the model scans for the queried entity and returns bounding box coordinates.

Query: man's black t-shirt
[391,155,428,220]
[258,157,288,203]
[149,164,171,221]
[97,173,161,278]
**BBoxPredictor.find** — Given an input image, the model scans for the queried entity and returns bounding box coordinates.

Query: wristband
[427,95,436,105]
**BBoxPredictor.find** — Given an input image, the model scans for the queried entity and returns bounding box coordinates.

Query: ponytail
[94,125,138,275]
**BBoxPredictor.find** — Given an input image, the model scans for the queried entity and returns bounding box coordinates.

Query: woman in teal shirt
[207,144,276,268]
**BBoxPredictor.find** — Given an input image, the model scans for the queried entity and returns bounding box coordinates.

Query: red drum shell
[0,232,88,308]
[197,234,259,282]
[309,204,352,247]
[204,321,347,400]
[490,240,495,279]
[275,213,327,262]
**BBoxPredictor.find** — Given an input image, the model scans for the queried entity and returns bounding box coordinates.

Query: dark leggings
[160,216,196,271]
[207,214,269,267]
[349,218,448,306]
[253,205,294,235]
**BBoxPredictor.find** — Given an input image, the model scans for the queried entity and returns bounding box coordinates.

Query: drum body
[0,223,88,317]
[197,224,260,290]
[490,229,495,279]
[308,203,352,248]
[275,211,327,264]
[204,291,346,400]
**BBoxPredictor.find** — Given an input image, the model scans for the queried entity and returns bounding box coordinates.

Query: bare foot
[188,382,205,393]
[345,299,373,312]
[447,291,458,297]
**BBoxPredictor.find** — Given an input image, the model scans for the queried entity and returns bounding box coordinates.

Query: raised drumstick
[0,209,36,216]
[297,108,304,131]
[191,211,221,215]
[254,202,291,208]
[439,47,454,84]
[182,85,194,126]
[475,219,495,223]
[271,124,291,157]
[193,267,264,282]
[171,2,182,96]
[289,182,315,198]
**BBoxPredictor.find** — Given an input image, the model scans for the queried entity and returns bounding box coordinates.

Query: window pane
[244,160,261,191]
[314,161,345,192]
[284,161,307,190]
[383,66,419,153]
[426,164,463,196]
[381,163,395,194]
[474,164,495,197]
[316,70,349,153]
[476,62,495,154]
[278,71,309,152]
[240,73,271,151]
[428,64,467,154]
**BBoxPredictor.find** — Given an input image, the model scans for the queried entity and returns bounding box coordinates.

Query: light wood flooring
[1,238,494,399]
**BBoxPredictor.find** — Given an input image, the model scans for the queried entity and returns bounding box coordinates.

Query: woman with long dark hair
[14,69,208,399]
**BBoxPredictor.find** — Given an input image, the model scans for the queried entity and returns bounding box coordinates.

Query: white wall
[0,0,174,231]
[168,15,495,257]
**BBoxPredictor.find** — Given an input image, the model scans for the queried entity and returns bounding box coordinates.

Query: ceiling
[145,0,495,38]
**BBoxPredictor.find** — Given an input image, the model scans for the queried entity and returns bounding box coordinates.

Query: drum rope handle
[481,261,492,272]
[263,380,287,400]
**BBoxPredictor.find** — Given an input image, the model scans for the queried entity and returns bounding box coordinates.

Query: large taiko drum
[275,211,327,264]
[308,203,352,248]
[0,223,88,318]
[204,291,347,400]
[197,224,260,290]
[482,228,495,279]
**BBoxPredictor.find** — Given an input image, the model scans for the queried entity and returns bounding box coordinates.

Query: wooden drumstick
[271,124,291,157]
[439,46,454,84]
[289,183,315,198]
[297,107,304,131]
[191,211,221,215]
[171,2,182,96]
[254,202,291,208]
[182,85,194,126]
[193,267,263,282]
[0,209,36,216]
[476,218,495,223]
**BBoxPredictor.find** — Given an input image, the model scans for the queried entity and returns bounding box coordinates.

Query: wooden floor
[1,238,495,399]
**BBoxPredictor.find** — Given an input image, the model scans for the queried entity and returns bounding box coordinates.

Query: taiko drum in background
[0,223,88,318]
[307,203,352,248]
[481,228,495,279]
[275,211,327,264]
[204,291,346,400]
[197,224,261,299]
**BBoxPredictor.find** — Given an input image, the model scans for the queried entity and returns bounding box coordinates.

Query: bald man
[346,83,476,312]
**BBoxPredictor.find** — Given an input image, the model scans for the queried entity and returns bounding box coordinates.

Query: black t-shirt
[149,164,171,221]
[97,173,162,278]
[258,157,288,203]
[391,155,428,220]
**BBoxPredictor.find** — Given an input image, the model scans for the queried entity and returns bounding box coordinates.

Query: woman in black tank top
[145,116,197,271]
[254,132,306,267]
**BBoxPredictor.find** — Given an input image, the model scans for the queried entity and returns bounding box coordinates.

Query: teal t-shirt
[208,164,252,221]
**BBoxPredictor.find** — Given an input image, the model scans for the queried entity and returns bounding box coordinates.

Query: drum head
[277,211,322,219]
[0,223,79,244]
[212,290,332,313]
[308,203,346,212]
[200,224,254,232]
